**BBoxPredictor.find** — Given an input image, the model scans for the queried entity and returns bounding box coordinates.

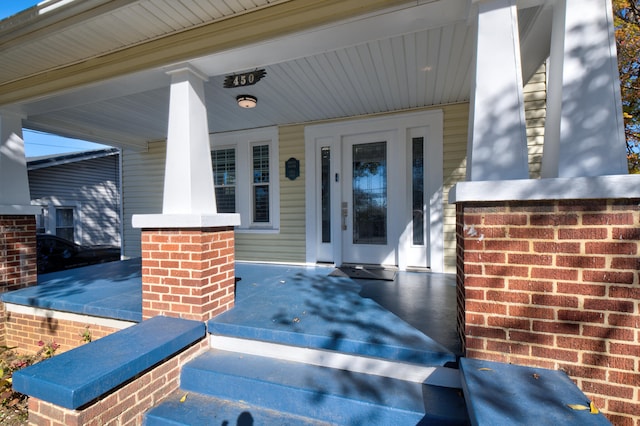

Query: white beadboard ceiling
[0,0,550,150]
[0,0,283,85]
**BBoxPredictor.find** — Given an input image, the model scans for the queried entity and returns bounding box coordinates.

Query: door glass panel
[412,137,425,246]
[352,142,387,245]
[321,147,331,243]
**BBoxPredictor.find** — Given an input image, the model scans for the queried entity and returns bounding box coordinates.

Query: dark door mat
[329,265,397,281]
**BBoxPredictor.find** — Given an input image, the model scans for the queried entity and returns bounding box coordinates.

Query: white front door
[305,110,444,272]
[341,132,397,266]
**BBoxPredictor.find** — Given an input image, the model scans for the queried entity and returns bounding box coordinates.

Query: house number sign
[223,69,266,88]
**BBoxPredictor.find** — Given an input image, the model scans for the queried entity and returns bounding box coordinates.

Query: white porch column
[131,64,239,322]
[0,111,39,214]
[132,63,239,228]
[467,0,529,181]
[162,64,217,215]
[541,0,627,178]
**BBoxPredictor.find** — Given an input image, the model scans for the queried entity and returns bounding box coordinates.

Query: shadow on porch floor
[2,259,461,355]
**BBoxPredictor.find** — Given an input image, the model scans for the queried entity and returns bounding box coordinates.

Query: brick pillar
[140,227,235,322]
[0,215,37,291]
[456,199,639,425]
[0,215,37,346]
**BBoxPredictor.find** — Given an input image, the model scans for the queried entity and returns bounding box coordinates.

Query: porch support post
[132,64,240,322]
[0,112,35,211]
[541,0,627,178]
[0,111,39,294]
[450,175,640,423]
[467,0,529,181]
[163,64,217,214]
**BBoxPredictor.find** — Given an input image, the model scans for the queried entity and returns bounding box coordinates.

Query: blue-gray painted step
[460,358,612,426]
[144,392,332,426]
[175,349,469,425]
[208,270,457,367]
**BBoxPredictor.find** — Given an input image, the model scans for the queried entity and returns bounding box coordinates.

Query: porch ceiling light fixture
[236,95,257,108]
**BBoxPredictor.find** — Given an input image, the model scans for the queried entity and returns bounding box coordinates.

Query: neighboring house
[28,148,121,248]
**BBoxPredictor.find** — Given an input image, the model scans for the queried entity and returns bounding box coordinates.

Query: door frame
[304,110,444,272]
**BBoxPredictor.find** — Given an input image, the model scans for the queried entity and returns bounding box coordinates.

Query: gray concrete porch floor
[2,259,461,354]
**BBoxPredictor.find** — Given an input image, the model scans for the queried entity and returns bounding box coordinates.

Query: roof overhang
[0,0,552,151]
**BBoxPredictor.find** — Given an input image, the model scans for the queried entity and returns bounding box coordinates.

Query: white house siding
[121,141,165,258]
[29,154,120,247]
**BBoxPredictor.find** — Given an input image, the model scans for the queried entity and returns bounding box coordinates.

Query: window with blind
[211,148,236,213]
[55,207,75,241]
[210,127,279,230]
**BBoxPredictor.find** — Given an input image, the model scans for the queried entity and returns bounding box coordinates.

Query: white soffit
[10,0,549,147]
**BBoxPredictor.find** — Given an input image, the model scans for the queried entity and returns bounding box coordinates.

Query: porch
[5,260,611,424]
[1,259,461,355]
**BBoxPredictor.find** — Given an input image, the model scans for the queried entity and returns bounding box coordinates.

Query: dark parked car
[37,235,121,274]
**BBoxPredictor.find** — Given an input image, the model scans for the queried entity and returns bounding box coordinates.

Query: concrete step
[209,265,459,367]
[209,334,462,388]
[144,391,332,426]
[167,349,469,425]
[207,309,456,368]
[460,358,612,426]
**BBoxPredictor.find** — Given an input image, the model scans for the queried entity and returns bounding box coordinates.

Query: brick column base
[141,227,235,322]
[0,215,37,346]
[0,215,37,291]
[456,199,639,425]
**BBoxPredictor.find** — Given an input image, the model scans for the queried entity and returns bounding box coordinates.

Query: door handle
[341,202,348,230]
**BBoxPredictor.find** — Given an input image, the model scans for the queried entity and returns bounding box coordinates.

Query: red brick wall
[141,227,235,321]
[28,338,208,425]
[0,215,37,291]
[4,311,122,354]
[456,199,640,425]
[0,215,37,346]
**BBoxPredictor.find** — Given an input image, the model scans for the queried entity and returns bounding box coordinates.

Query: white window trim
[210,126,280,232]
[35,205,48,234]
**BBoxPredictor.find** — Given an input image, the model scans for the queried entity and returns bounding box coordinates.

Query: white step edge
[209,334,461,389]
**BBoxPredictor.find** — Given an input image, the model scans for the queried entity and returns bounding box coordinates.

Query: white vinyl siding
[121,141,165,258]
